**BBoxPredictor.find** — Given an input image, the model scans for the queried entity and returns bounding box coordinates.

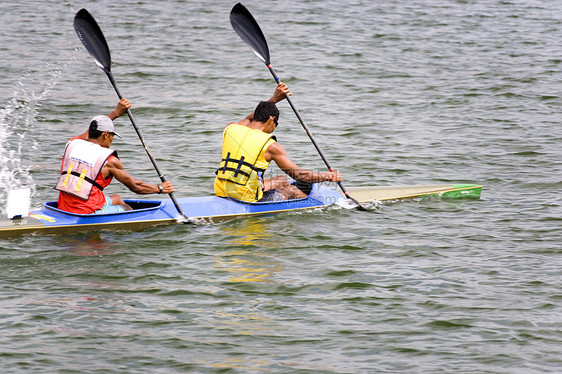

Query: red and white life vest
[55,139,116,200]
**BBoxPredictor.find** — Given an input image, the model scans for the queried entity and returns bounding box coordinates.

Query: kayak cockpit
[43,200,164,216]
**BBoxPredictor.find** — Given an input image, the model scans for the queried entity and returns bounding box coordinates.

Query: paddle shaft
[266,65,362,206]
[105,72,186,218]
[73,9,187,220]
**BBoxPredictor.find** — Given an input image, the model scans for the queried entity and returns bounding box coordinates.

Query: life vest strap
[59,170,105,191]
[216,155,266,177]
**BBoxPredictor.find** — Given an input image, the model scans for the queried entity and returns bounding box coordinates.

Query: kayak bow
[0,183,482,238]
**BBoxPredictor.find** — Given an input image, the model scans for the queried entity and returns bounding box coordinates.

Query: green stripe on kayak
[441,184,483,199]
[344,184,483,202]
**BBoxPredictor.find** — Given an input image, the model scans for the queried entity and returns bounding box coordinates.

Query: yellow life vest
[214,123,276,202]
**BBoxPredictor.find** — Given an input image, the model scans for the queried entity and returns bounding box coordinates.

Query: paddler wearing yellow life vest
[214,83,342,202]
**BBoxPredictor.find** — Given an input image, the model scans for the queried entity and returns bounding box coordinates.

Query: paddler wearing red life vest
[214,83,342,203]
[55,98,174,214]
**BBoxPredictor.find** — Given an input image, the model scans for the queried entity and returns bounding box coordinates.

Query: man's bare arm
[266,142,341,183]
[103,157,174,194]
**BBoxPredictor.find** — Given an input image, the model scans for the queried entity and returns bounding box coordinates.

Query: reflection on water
[214,218,284,283]
[56,233,116,256]
[200,219,285,370]
[199,357,270,372]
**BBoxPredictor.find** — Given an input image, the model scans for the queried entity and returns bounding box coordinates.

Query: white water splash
[0,62,69,215]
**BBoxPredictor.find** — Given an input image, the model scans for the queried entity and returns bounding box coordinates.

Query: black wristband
[158,184,163,194]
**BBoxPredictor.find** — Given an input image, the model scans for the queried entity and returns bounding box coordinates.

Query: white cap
[90,115,121,138]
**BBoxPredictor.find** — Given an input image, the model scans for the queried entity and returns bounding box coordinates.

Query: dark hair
[88,120,103,139]
[253,101,279,124]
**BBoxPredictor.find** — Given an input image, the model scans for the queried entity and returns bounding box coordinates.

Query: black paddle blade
[230,3,270,65]
[74,9,111,74]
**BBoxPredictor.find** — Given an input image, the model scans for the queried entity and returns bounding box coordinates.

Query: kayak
[0,183,482,238]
